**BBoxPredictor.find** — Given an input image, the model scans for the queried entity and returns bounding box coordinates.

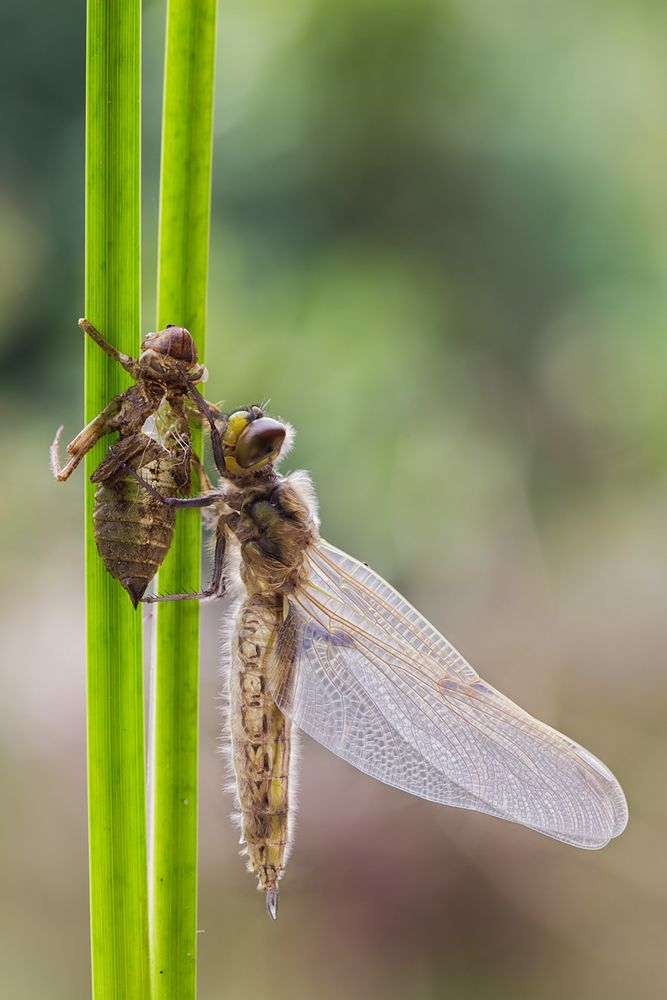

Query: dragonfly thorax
[226,474,318,596]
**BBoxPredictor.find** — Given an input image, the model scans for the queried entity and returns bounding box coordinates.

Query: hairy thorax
[224,472,318,597]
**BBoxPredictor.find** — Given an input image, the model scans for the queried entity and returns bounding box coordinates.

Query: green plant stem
[150,1,218,996]
[84,2,150,998]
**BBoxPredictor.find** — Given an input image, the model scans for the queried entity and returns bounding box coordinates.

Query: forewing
[268,541,628,848]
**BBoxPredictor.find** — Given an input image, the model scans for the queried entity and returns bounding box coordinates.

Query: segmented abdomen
[92,461,179,606]
[229,595,291,917]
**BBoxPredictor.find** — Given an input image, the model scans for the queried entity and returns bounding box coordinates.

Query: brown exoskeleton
[51,318,224,606]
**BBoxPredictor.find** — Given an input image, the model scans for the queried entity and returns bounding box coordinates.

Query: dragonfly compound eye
[235,418,286,469]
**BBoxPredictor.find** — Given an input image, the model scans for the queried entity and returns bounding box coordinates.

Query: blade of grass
[150,1,218,996]
[84,1,150,998]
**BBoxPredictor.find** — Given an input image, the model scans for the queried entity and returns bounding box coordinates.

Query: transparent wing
[268,540,628,848]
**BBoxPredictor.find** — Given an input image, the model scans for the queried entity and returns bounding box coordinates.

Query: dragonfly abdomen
[229,596,292,919]
[92,459,179,607]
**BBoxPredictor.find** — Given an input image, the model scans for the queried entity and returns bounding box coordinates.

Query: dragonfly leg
[50,397,123,482]
[142,522,227,603]
[124,464,222,509]
[78,317,138,377]
[187,382,227,477]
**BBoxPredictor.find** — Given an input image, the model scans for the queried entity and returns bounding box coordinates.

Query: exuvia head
[139,325,207,383]
[221,406,288,477]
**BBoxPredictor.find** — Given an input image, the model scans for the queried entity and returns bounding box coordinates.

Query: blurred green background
[1,1,666,997]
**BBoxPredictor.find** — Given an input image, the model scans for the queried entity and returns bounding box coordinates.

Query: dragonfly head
[138,325,207,383]
[221,406,287,477]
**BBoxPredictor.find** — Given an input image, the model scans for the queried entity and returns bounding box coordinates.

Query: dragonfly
[133,404,629,919]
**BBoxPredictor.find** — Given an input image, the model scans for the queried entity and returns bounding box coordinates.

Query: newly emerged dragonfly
[134,405,628,918]
[51,319,223,605]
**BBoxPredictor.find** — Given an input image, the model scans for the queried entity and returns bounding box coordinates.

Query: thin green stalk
[84,2,150,998]
[150,1,218,996]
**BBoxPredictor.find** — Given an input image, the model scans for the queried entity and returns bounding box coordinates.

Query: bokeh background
[2,1,666,997]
